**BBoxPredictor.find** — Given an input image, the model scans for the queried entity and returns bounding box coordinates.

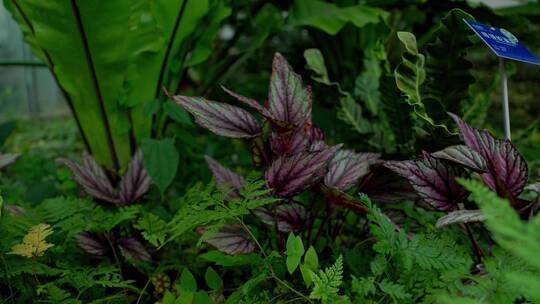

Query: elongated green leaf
[7,0,231,170]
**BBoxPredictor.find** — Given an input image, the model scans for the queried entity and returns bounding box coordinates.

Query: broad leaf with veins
[268,53,312,127]
[432,145,487,172]
[254,202,311,232]
[205,156,245,198]
[203,224,256,255]
[357,165,418,203]
[449,113,528,196]
[221,85,272,119]
[266,145,340,197]
[172,96,262,138]
[324,149,380,190]
[385,154,467,211]
[119,149,151,204]
[58,152,118,203]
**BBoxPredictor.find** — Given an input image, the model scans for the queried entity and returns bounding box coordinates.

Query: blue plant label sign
[464,19,540,65]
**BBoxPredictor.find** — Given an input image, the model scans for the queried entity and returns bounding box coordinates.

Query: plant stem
[136,277,151,304]
[463,223,483,264]
[237,219,311,302]
[1,253,14,304]
[105,234,124,279]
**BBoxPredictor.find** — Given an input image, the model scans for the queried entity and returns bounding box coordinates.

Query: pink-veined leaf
[253,202,311,232]
[172,95,262,138]
[266,145,341,197]
[0,153,19,169]
[57,152,118,203]
[432,145,487,172]
[221,85,273,119]
[118,237,151,261]
[203,224,256,255]
[205,156,245,198]
[436,210,485,228]
[525,183,540,193]
[268,53,312,127]
[357,165,418,203]
[5,204,26,216]
[270,129,310,156]
[76,232,108,256]
[385,154,467,211]
[324,149,380,190]
[449,113,528,196]
[119,149,151,204]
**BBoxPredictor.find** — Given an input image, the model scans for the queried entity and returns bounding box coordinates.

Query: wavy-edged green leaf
[290,0,388,35]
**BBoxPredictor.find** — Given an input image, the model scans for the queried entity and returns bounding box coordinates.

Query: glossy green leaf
[179,269,197,293]
[285,233,305,274]
[205,267,222,290]
[304,48,331,85]
[141,138,179,195]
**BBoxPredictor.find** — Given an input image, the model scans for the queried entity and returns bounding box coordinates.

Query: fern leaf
[9,223,54,258]
[309,255,344,303]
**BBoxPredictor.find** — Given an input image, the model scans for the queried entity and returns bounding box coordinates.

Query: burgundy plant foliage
[171,53,379,254]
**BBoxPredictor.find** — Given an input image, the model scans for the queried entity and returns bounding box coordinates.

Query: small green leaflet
[285,233,305,274]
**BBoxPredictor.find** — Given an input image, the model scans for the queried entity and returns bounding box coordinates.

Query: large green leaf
[6,0,230,170]
[289,0,388,35]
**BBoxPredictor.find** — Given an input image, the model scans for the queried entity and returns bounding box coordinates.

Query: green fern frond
[309,255,344,303]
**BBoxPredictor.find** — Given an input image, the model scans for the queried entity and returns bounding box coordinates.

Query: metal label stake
[499,58,511,140]
[464,19,540,141]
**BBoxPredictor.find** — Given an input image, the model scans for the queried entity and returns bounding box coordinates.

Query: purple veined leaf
[202,224,256,255]
[432,145,487,172]
[119,149,151,204]
[384,154,467,211]
[436,210,485,228]
[57,152,119,203]
[270,129,311,156]
[324,149,381,191]
[253,202,312,232]
[205,156,245,198]
[268,53,313,127]
[5,204,26,216]
[76,232,109,256]
[320,185,369,213]
[221,85,274,119]
[266,145,341,197]
[251,135,271,167]
[0,153,19,169]
[118,237,151,261]
[357,165,418,203]
[449,113,528,196]
[525,183,540,193]
[309,140,330,152]
[307,126,325,143]
[171,95,262,138]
